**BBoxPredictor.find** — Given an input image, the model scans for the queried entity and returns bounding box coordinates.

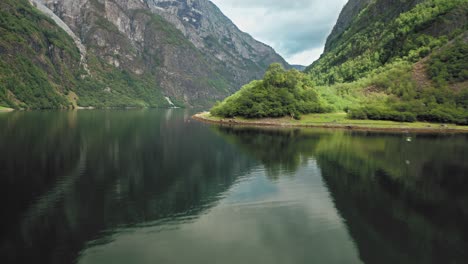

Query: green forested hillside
[211,0,468,125]
[306,0,467,85]
[0,0,171,109]
[0,0,81,108]
[211,64,331,119]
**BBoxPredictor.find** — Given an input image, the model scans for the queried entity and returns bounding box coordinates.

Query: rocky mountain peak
[34,0,288,107]
[146,0,288,68]
[147,0,204,28]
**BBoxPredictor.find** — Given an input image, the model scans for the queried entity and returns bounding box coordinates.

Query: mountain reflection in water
[0,110,467,264]
[215,126,468,264]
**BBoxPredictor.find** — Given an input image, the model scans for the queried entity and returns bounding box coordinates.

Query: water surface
[0,110,467,264]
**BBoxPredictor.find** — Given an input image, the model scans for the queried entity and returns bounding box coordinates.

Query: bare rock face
[147,0,288,80]
[38,0,288,107]
[30,0,89,73]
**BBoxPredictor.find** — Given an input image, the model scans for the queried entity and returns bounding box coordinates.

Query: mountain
[306,0,466,85]
[146,0,289,83]
[210,0,467,125]
[0,0,288,109]
[290,65,306,71]
[304,0,468,124]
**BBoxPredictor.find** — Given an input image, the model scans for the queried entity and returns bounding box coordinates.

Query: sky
[210,0,348,66]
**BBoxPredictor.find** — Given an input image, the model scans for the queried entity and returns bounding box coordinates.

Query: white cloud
[288,47,324,66]
[210,0,347,65]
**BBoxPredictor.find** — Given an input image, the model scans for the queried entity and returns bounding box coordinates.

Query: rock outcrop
[147,0,289,83]
[37,0,289,107]
[30,0,89,73]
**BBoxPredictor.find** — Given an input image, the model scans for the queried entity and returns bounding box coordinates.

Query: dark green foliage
[348,91,468,125]
[307,0,468,86]
[416,105,467,124]
[0,55,70,109]
[349,96,468,125]
[0,0,81,109]
[349,106,417,122]
[345,60,468,125]
[429,39,468,85]
[211,64,332,119]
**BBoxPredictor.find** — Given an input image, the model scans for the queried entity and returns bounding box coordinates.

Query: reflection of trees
[315,133,468,264]
[214,127,323,179]
[0,111,82,234]
[3,111,468,264]
[0,110,255,264]
[216,126,468,263]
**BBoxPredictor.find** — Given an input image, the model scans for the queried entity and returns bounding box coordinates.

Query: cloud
[287,47,324,66]
[210,0,347,65]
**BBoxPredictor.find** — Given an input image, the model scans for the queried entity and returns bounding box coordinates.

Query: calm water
[0,109,467,264]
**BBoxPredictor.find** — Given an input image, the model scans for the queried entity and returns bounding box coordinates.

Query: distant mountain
[0,0,288,109]
[146,0,290,85]
[291,65,306,71]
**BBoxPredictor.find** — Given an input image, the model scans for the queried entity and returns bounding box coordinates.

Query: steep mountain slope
[39,0,288,106]
[304,0,468,124]
[0,0,84,109]
[323,0,373,54]
[146,0,289,84]
[211,0,467,124]
[0,0,288,109]
[306,0,466,85]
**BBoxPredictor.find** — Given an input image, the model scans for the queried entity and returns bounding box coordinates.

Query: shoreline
[0,107,14,112]
[0,106,183,112]
[192,112,468,134]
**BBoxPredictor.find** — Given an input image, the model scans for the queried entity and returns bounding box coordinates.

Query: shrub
[429,39,468,85]
[210,64,332,119]
[348,106,417,123]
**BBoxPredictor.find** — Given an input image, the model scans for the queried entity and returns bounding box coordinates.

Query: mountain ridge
[0,0,288,109]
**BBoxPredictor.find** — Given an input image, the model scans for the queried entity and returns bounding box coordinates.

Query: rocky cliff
[147,0,289,83]
[0,0,288,109]
[39,0,289,106]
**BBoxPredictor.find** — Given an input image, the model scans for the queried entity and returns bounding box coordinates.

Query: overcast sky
[210,0,348,66]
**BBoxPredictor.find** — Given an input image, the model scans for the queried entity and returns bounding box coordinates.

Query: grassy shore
[0,106,14,112]
[193,112,468,133]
